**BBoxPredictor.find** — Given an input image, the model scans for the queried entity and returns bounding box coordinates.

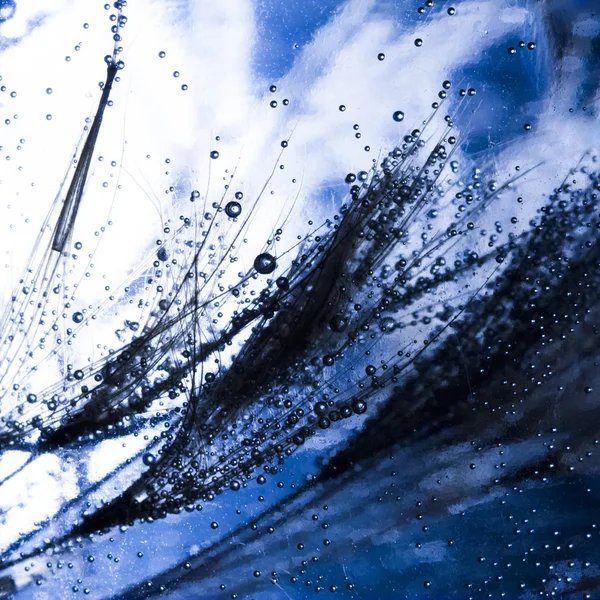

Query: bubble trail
[0,0,599,598]
[0,115,511,562]
[82,157,599,600]
[1,109,597,596]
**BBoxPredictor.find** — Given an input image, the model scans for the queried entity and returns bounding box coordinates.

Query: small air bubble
[142,453,156,466]
[157,247,169,262]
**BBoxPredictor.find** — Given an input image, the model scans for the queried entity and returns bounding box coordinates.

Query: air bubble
[225,201,242,218]
[254,253,277,275]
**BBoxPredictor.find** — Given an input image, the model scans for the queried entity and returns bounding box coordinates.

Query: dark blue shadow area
[581,34,600,111]
[252,0,346,81]
[456,36,550,155]
[307,477,600,600]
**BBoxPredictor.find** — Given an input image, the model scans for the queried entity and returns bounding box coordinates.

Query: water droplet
[142,453,156,466]
[225,201,242,218]
[157,247,169,262]
[254,253,276,275]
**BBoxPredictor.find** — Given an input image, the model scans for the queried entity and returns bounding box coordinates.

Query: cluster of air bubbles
[508,41,536,54]
[267,86,290,107]
[3,13,600,598]
[417,0,435,14]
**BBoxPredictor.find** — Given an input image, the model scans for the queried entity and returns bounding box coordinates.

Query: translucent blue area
[252,0,346,81]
